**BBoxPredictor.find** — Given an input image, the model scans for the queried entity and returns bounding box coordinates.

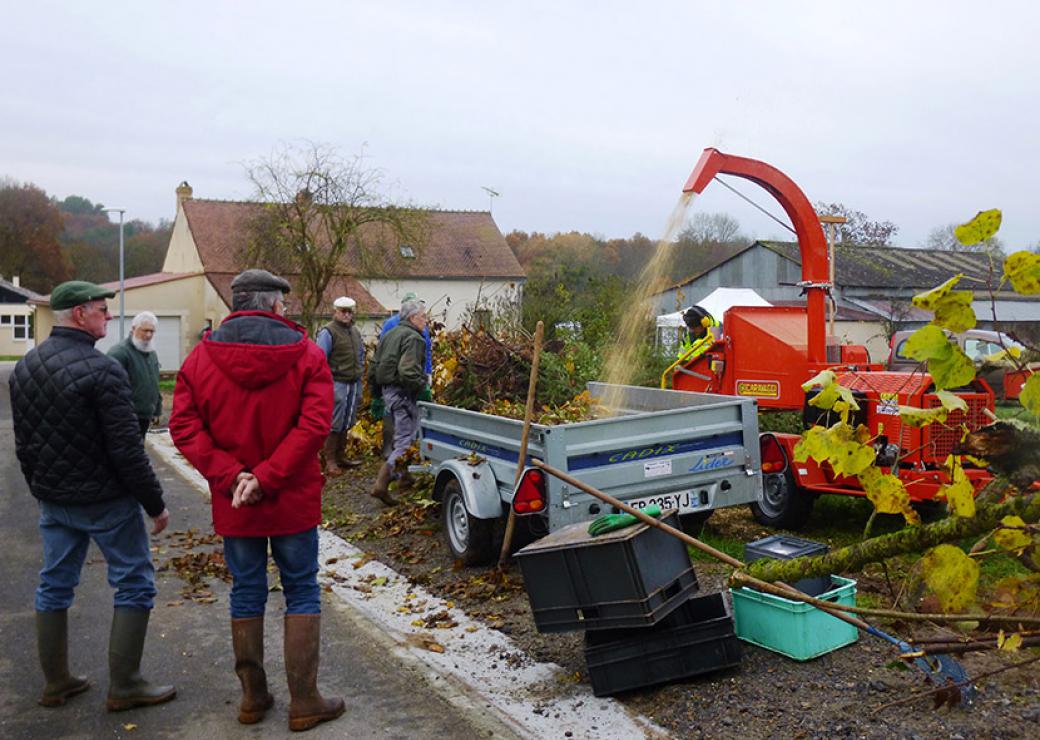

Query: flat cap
[333,296,356,310]
[50,280,116,310]
[230,268,291,294]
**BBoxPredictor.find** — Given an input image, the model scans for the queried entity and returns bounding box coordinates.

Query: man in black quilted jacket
[9,280,176,712]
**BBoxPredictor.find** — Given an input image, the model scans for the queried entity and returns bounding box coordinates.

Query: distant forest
[0,179,171,293]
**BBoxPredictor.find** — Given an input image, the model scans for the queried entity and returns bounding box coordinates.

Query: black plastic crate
[583,592,741,696]
[744,534,830,596]
[515,511,697,633]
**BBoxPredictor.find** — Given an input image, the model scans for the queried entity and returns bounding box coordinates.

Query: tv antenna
[481,186,500,214]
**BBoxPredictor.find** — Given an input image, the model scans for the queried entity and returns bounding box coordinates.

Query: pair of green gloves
[587,504,661,536]
[369,386,432,421]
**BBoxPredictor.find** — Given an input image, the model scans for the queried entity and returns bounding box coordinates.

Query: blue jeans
[36,497,156,611]
[223,528,321,618]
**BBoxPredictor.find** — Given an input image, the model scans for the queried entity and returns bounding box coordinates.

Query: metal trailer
[417,382,762,565]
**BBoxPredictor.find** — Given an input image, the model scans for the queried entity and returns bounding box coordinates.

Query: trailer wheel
[678,511,713,537]
[751,470,813,529]
[442,479,496,565]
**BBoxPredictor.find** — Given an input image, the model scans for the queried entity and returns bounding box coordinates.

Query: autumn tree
[241,142,428,332]
[814,201,899,246]
[0,179,69,292]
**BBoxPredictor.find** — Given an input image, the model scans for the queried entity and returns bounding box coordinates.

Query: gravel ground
[326,461,1039,739]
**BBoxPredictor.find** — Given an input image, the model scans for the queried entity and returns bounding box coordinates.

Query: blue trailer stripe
[566,432,744,471]
[423,428,744,472]
[423,428,521,463]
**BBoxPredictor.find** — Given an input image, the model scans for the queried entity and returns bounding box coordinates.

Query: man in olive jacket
[10,280,174,712]
[315,296,365,476]
[108,311,162,437]
[368,299,428,505]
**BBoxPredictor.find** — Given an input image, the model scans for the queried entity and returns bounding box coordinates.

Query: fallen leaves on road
[405,632,446,653]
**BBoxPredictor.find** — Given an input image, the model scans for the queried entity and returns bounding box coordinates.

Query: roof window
[399,244,416,259]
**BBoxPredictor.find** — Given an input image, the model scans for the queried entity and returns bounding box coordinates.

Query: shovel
[531,459,976,705]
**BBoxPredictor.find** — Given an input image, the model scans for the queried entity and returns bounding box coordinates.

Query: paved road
[0,362,498,739]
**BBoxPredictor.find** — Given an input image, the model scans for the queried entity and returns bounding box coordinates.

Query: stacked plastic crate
[515,510,741,696]
[730,535,859,660]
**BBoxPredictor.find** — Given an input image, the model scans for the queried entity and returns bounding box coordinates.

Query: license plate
[625,490,699,513]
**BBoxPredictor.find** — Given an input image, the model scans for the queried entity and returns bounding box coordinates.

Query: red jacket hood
[201,311,310,389]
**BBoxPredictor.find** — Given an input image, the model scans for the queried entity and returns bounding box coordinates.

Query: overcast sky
[3,1,1038,250]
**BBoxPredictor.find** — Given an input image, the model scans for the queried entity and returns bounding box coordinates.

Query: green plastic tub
[730,575,858,660]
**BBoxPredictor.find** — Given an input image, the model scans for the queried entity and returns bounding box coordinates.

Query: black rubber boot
[36,610,90,707]
[106,608,176,712]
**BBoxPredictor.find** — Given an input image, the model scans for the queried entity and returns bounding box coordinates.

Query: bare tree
[814,201,898,247]
[678,212,745,245]
[923,223,1004,255]
[241,142,428,332]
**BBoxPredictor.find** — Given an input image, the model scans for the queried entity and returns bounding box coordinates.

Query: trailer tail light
[512,469,546,515]
[759,434,788,474]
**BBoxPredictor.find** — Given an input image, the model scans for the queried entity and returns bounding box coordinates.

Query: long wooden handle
[497,321,544,565]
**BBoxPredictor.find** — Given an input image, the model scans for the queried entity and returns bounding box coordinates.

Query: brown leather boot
[231,617,274,724]
[369,463,398,506]
[36,610,90,707]
[323,434,344,478]
[284,615,344,732]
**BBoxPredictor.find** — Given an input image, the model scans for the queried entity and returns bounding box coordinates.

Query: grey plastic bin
[515,510,698,633]
[744,534,830,596]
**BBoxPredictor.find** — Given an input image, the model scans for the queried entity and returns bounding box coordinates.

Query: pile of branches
[432,326,588,413]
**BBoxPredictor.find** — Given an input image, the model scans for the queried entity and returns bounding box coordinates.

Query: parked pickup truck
[417,382,762,564]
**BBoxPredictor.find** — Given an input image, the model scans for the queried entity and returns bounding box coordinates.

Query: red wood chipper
[664,149,997,528]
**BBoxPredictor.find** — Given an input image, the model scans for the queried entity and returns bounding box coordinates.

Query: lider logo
[688,452,733,473]
[736,380,780,398]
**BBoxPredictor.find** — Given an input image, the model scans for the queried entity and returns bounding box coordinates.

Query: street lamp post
[103,208,127,340]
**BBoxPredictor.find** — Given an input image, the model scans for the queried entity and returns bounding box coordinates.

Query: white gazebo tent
[656,287,771,350]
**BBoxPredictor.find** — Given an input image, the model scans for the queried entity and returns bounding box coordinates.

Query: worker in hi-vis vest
[678,306,720,361]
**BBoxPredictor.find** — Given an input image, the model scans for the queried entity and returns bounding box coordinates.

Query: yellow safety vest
[678,317,720,361]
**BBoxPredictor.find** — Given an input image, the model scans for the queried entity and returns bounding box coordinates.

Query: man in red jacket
[170,269,343,732]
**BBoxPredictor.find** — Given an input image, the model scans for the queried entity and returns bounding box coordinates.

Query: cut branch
[745,491,1039,584]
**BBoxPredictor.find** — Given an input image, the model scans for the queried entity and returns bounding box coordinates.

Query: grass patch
[159,378,177,392]
[688,527,744,563]
[0,355,22,361]
[976,551,1029,583]
[995,402,1035,422]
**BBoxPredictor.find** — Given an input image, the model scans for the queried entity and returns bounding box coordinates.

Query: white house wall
[0,303,34,356]
[362,279,522,329]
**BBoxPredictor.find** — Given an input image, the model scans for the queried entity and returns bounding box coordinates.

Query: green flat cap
[50,280,116,310]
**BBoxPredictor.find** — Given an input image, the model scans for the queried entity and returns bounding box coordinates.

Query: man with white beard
[108,312,163,437]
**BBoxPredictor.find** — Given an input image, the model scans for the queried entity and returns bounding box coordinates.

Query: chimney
[12,275,20,288]
[295,188,313,207]
[176,181,193,212]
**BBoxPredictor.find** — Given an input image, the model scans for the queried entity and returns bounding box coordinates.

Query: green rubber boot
[106,608,176,712]
[36,610,90,707]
